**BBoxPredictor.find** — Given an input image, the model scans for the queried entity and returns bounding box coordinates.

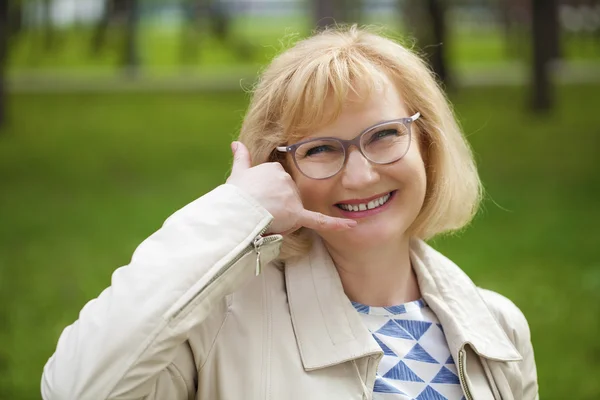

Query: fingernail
[231,141,238,153]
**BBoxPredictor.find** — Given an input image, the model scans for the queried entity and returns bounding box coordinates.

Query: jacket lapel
[284,238,382,371]
[409,238,522,363]
[285,236,522,372]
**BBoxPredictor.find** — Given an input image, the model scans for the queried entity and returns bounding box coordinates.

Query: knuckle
[317,213,326,226]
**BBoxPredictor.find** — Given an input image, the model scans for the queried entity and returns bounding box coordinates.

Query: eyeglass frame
[275,112,421,180]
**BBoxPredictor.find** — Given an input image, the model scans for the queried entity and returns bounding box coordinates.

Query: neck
[323,236,421,307]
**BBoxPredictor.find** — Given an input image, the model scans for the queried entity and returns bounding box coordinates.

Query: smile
[336,192,393,212]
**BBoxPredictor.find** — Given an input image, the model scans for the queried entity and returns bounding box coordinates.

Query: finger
[298,210,357,232]
[230,141,252,174]
[274,223,302,236]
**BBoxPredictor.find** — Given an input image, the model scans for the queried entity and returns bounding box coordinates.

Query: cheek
[294,177,334,212]
[399,146,428,203]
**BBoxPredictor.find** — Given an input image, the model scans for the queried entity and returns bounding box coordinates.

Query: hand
[226,142,357,235]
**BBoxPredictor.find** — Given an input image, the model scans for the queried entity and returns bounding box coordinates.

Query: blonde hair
[238,25,481,261]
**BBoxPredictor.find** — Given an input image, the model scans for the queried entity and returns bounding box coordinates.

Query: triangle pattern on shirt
[383,361,424,382]
[353,299,464,400]
[403,359,440,383]
[384,304,407,314]
[431,382,466,400]
[374,377,406,394]
[374,334,397,356]
[392,319,432,340]
[431,366,460,384]
[376,320,414,339]
[416,385,448,400]
[353,302,370,314]
[388,381,429,399]
[405,343,438,364]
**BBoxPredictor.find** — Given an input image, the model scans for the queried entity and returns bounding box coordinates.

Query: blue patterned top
[352,299,466,400]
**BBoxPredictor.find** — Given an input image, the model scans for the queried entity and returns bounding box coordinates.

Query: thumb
[231,141,252,174]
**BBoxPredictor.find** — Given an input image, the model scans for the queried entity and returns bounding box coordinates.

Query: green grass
[1,85,599,399]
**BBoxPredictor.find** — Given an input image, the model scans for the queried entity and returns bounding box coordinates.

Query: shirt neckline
[351,298,427,316]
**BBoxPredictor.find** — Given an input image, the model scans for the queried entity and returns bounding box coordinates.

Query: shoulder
[477,288,539,397]
[476,288,532,348]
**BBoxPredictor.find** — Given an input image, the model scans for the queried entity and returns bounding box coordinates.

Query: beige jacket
[42,184,538,400]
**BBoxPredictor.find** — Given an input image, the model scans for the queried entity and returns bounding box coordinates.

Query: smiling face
[287,77,427,250]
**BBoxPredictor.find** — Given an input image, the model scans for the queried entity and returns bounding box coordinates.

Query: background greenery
[8,18,600,74]
[1,84,599,399]
[2,12,600,399]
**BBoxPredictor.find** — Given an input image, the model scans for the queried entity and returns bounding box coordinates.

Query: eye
[370,128,399,141]
[305,144,336,157]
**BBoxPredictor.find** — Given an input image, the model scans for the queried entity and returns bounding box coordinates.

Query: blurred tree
[531,0,559,112]
[41,0,54,50]
[499,0,529,60]
[91,0,140,75]
[314,0,360,30]
[402,0,450,87]
[122,0,139,76]
[10,0,21,34]
[91,0,112,54]
[0,0,8,129]
[426,0,449,86]
[179,0,252,65]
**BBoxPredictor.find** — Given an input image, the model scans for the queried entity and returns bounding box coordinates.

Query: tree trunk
[314,0,353,30]
[530,0,558,112]
[91,0,113,55]
[426,0,449,87]
[547,0,560,60]
[42,0,55,50]
[122,0,140,76]
[0,0,8,130]
[404,0,450,87]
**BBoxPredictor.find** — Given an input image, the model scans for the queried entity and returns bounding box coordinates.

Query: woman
[42,26,538,400]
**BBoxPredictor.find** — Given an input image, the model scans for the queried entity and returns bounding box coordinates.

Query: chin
[325,220,410,250]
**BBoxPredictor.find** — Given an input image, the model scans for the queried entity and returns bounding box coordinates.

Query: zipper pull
[253,236,265,276]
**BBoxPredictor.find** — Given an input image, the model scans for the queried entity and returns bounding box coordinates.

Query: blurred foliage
[0,84,599,399]
[7,18,600,75]
[2,3,600,398]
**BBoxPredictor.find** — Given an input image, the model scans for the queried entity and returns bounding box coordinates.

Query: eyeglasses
[276,112,420,180]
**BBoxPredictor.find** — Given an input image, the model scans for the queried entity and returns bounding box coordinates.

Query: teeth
[339,193,391,212]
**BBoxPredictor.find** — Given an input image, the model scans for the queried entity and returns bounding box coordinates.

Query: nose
[340,147,380,189]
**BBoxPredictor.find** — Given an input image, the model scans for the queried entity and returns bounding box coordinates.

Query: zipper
[252,231,281,275]
[458,347,474,400]
[170,225,280,320]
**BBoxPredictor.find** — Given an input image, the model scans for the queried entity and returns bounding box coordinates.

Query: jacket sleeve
[514,311,539,400]
[41,184,281,400]
[479,289,539,400]
[501,298,539,400]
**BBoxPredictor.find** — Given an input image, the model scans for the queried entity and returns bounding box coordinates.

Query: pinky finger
[299,210,357,232]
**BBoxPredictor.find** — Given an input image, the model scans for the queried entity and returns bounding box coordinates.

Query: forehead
[295,77,408,141]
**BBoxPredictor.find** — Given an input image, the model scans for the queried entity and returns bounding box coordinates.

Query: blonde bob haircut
[238,25,481,261]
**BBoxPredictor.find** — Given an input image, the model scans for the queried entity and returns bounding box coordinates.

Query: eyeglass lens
[294,121,411,179]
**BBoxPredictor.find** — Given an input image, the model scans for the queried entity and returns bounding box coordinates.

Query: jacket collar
[284,236,522,371]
